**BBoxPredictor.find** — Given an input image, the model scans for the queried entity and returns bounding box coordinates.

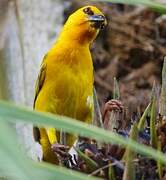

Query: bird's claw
[51,143,70,157]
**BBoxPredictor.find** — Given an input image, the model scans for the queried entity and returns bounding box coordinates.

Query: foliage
[0,96,166,179]
[93,0,166,13]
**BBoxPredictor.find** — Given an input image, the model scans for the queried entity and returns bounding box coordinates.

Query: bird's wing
[33,54,47,142]
[33,55,47,108]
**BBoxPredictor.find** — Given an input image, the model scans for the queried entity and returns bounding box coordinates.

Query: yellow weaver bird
[33,6,107,164]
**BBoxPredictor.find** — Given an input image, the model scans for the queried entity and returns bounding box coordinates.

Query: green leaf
[108,164,116,180]
[113,77,120,100]
[0,121,33,180]
[159,57,166,116]
[141,175,145,180]
[93,88,104,128]
[92,0,166,14]
[0,121,99,180]
[75,148,98,172]
[150,83,158,148]
[123,123,138,180]
[137,102,151,131]
[106,77,121,131]
[0,100,166,165]
[157,142,163,179]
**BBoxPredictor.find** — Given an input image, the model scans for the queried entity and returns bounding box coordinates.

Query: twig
[88,162,116,176]
[93,88,104,128]
[159,57,166,116]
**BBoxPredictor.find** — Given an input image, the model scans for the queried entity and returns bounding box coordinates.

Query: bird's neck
[57,25,98,45]
[49,25,96,71]
[49,35,93,73]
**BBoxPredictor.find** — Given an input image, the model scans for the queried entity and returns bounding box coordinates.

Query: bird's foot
[51,143,70,157]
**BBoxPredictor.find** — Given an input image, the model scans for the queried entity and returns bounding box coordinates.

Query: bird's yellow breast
[35,42,94,122]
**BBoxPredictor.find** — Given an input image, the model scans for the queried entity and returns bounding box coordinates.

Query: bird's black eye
[83,7,94,16]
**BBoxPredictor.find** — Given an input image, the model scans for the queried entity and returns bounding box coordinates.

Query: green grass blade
[108,164,116,180]
[157,142,163,179]
[0,101,166,165]
[75,148,98,172]
[141,175,145,180]
[137,103,151,131]
[123,124,138,180]
[31,161,100,180]
[150,83,158,148]
[107,77,120,131]
[159,57,166,116]
[113,77,120,100]
[93,88,104,128]
[0,121,32,180]
[92,0,166,14]
[0,121,99,180]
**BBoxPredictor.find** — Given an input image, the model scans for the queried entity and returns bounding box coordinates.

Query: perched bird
[33,6,107,164]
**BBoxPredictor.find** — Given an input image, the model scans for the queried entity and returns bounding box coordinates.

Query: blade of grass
[60,130,66,145]
[92,0,166,14]
[157,142,163,179]
[0,121,99,180]
[93,88,104,128]
[0,101,166,165]
[123,124,138,180]
[159,57,166,116]
[75,148,98,172]
[141,175,145,180]
[0,121,34,180]
[93,88,104,148]
[150,82,158,148]
[150,95,157,148]
[137,102,151,131]
[108,163,116,180]
[113,77,120,100]
[107,77,120,131]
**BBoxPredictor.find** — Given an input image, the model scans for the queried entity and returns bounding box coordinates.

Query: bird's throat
[59,25,98,45]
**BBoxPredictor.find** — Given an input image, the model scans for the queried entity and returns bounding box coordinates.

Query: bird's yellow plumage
[33,6,107,164]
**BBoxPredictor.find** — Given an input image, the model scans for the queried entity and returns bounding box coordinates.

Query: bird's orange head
[61,6,107,44]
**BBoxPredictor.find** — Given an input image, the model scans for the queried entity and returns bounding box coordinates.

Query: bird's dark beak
[88,15,107,29]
